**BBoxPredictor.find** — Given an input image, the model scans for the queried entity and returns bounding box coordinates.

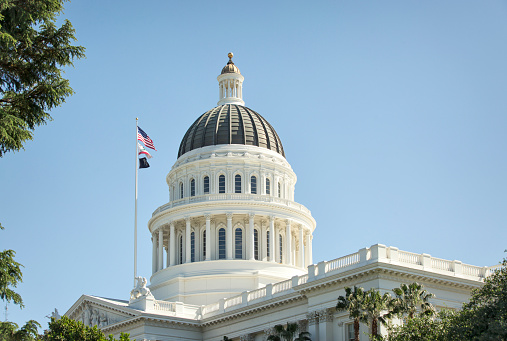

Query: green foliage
[390,282,435,320]
[445,258,507,341]
[267,322,311,341]
[388,259,507,341]
[336,286,367,341]
[362,289,392,338]
[42,316,132,341]
[0,320,40,341]
[0,0,85,156]
[0,225,24,308]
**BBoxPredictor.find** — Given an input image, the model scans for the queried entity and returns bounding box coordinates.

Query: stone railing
[197,244,501,320]
[153,300,175,312]
[152,194,312,216]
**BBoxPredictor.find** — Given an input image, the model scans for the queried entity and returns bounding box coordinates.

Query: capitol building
[66,54,498,341]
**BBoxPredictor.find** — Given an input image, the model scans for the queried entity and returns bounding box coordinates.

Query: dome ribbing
[178,104,285,158]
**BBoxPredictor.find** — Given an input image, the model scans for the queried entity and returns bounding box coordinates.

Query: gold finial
[228,52,233,60]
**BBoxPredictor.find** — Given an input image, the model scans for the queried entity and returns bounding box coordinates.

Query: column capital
[226,212,233,219]
[248,212,255,219]
[260,219,266,226]
[318,308,334,322]
[306,311,319,325]
[204,213,211,220]
[184,216,191,223]
[269,215,275,222]
[285,219,291,226]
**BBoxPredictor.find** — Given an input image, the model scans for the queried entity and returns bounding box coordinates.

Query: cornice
[201,292,305,327]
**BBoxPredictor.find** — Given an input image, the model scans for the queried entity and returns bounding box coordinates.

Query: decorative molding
[306,311,319,326]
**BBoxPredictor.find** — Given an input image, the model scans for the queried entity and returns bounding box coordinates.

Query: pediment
[66,295,138,329]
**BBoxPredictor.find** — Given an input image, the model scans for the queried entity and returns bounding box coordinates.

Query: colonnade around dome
[150,213,313,275]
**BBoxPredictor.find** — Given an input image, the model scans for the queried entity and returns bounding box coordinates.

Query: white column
[152,233,157,274]
[166,245,169,268]
[285,220,292,265]
[226,213,233,260]
[158,229,163,271]
[269,216,275,262]
[298,225,304,268]
[169,222,175,266]
[261,220,267,261]
[275,223,280,263]
[309,235,313,265]
[185,217,191,263]
[248,213,255,260]
[205,214,211,261]
[305,230,311,267]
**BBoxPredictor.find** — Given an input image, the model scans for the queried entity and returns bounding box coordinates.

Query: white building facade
[66,54,499,341]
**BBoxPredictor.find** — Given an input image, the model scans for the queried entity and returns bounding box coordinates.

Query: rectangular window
[191,232,195,262]
[202,231,206,258]
[266,231,270,258]
[254,229,259,260]
[218,228,226,259]
[190,179,195,197]
[278,182,281,198]
[204,176,210,194]
[235,175,242,193]
[347,323,355,341]
[266,179,271,195]
[219,175,226,193]
[279,235,283,264]
[251,176,257,194]
[235,228,242,259]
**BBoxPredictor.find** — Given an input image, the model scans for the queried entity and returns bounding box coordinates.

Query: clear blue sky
[1,0,506,328]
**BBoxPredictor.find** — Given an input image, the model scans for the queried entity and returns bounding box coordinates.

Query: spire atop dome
[218,52,244,105]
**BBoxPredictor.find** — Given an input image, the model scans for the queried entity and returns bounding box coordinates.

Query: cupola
[217,52,244,106]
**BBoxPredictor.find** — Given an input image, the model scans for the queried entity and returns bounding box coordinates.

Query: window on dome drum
[179,236,183,265]
[266,231,270,258]
[266,178,271,195]
[203,176,210,194]
[251,176,257,194]
[235,228,243,259]
[277,182,281,198]
[254,229,259,260]
[202,230,206,259]
[235,174,241,193]
[219,175,226,193]
[180,183,184,199]
[190,179,195,197]
[191,232,195,262]
[218,228,226,259]
[279,234,283,263]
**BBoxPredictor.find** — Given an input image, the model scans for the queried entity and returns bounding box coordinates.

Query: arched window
[180,183,184,199]
[203,176,210,194]
[235,228,243,259]
[190,179,195,197]
[254,229,259,260]
[202,230,206,259]
[279,234,283,264]
[266,178,271,195]
[235,174,242,193]
[277,182,281,198]
[190,231,195,262]
[251,176,257,194]
[218,228,226,259]
[266,230,270,258]
[179,235,183,264]
[219,175,226,193]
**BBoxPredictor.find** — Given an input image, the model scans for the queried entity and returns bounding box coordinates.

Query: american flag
[137,127,156,150]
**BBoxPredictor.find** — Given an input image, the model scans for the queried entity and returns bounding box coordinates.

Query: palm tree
[267,322,311,341]
[391,282,435,319]
[0,320,40,341]
[362,289,392,339]
[336,286,367,341]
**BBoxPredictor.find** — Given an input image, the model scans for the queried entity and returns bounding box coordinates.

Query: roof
[178,104,285,158]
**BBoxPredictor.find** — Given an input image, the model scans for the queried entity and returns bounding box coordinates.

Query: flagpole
[134,118,139,288]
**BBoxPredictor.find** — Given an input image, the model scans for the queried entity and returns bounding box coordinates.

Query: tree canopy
[42,316,131,341]
[0,224,24,308]
[0,0,85,156]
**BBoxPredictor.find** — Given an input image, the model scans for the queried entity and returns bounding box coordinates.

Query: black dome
[178,104,285,158]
